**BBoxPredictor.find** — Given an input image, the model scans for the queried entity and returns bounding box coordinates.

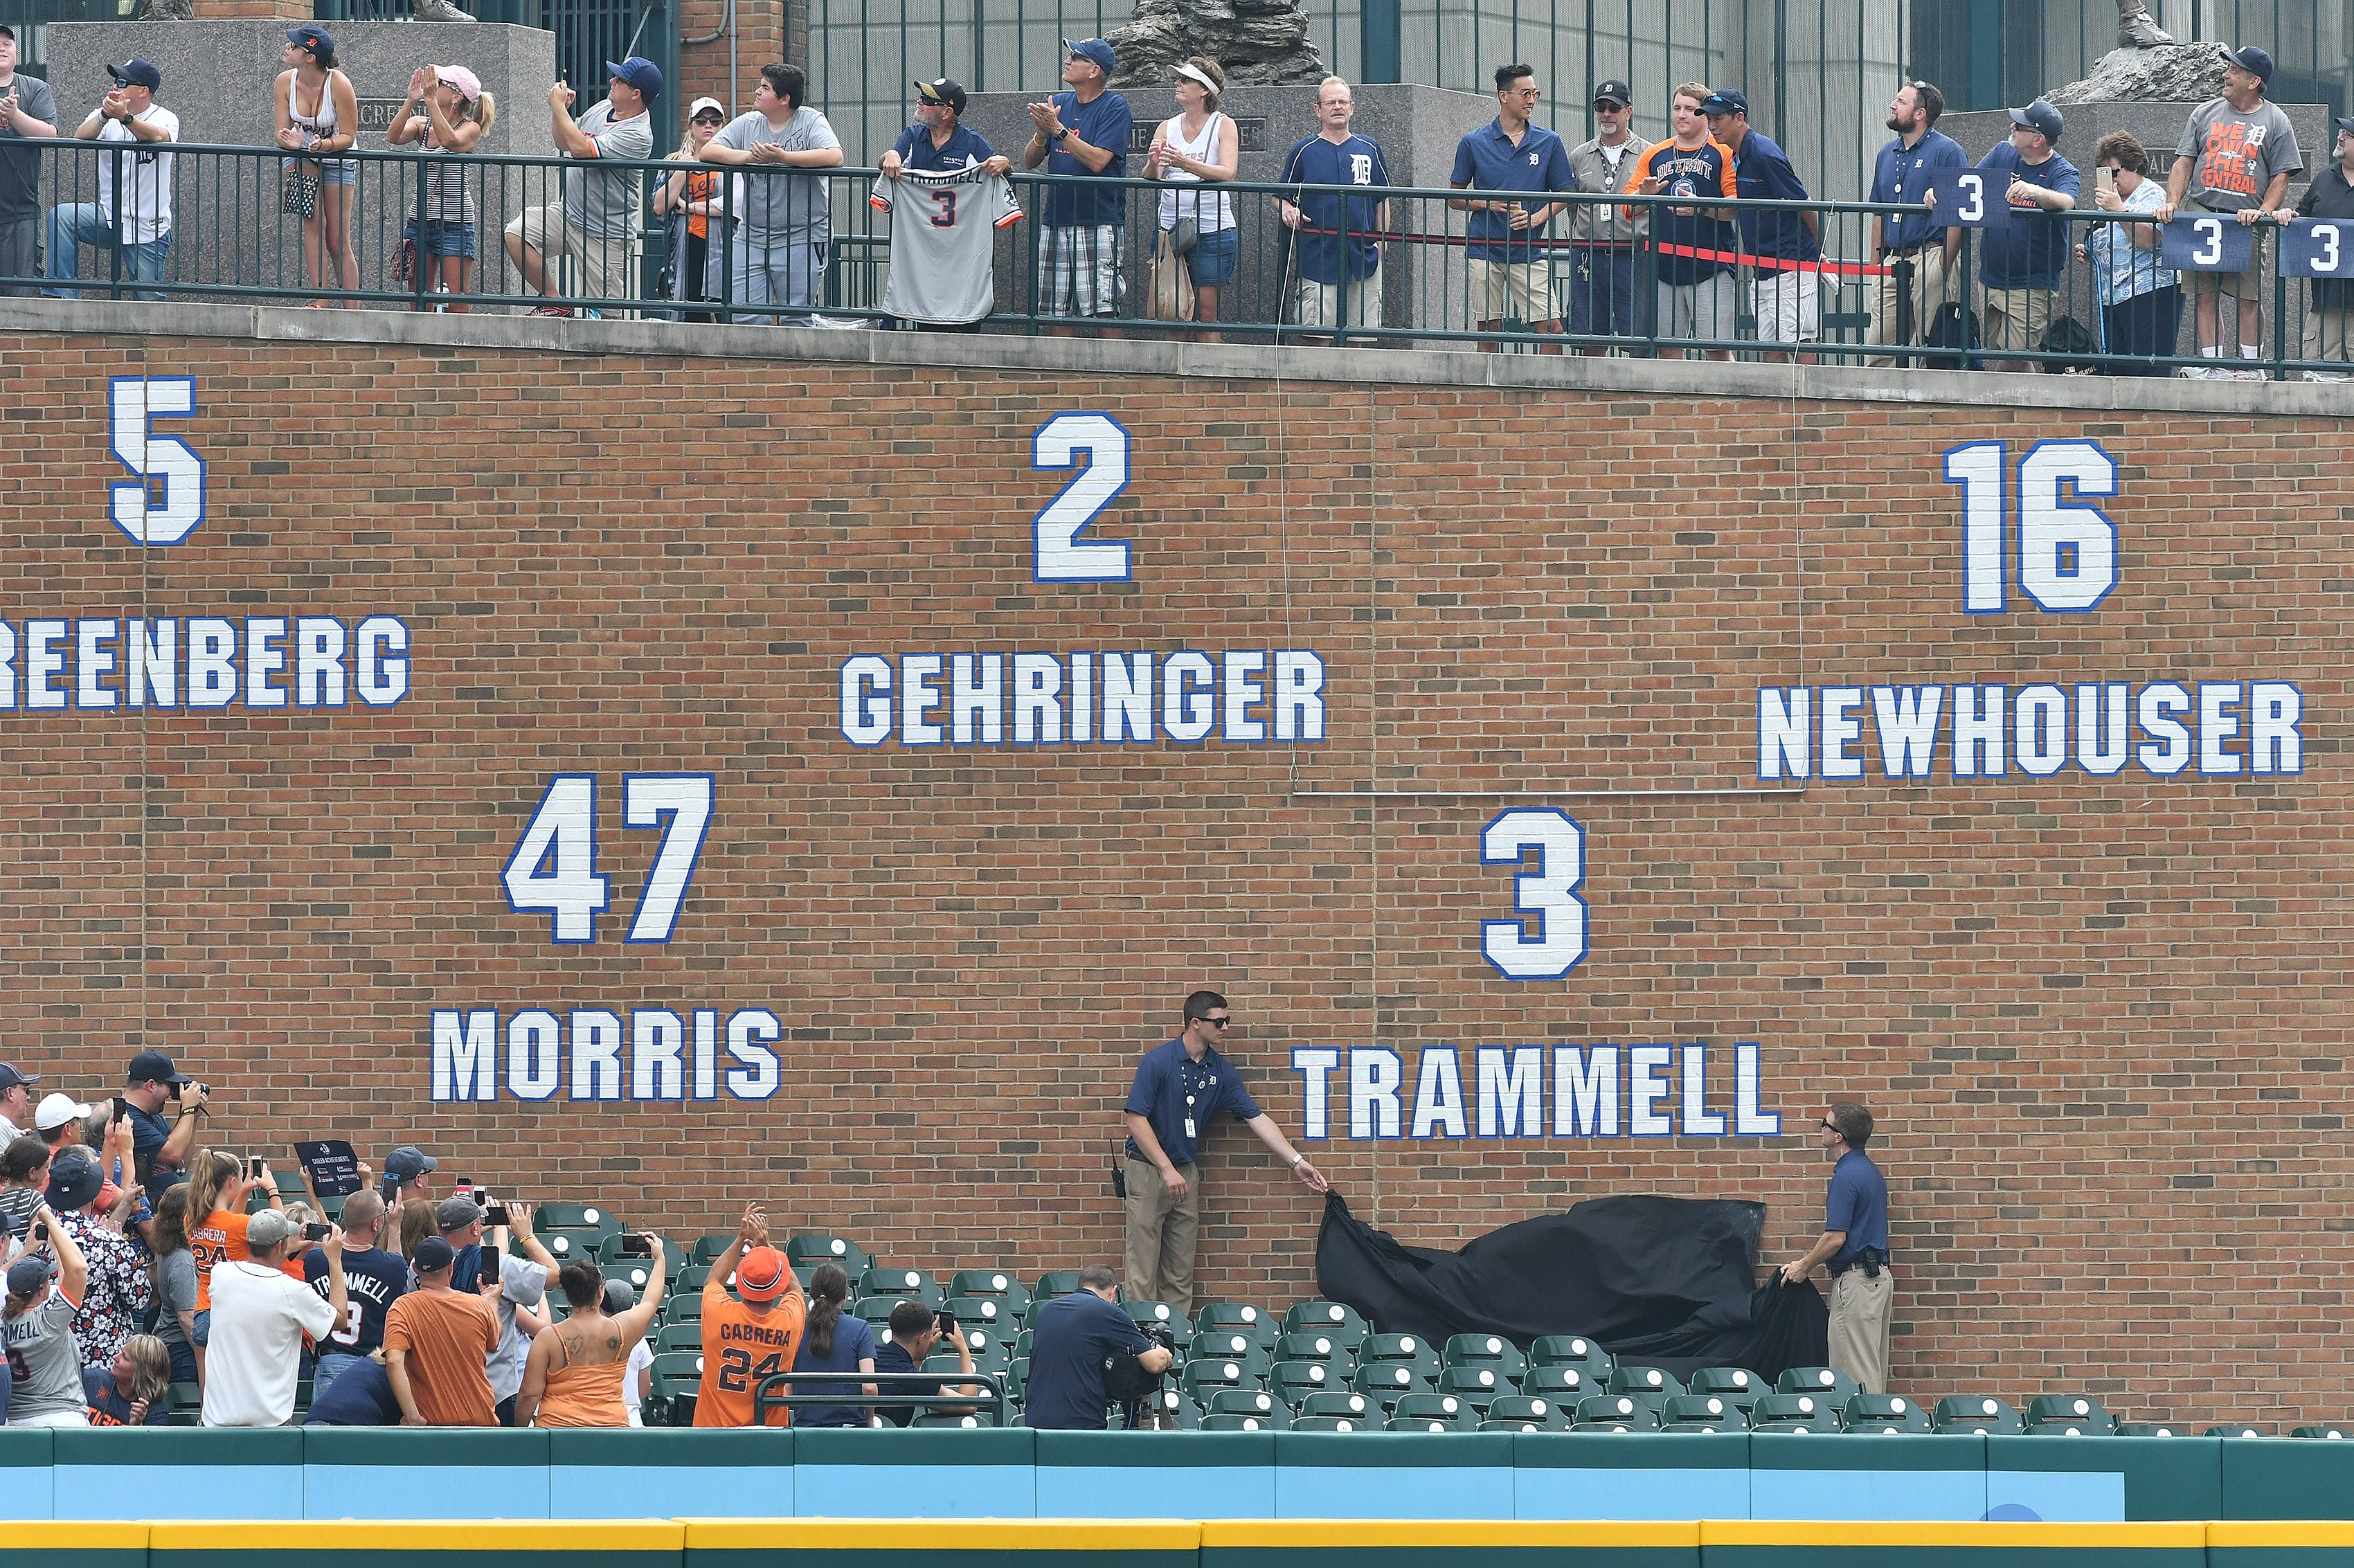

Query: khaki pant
[1828,1266,1895,1396]
[1977,284,2056,359]
[2303,305,2354,367]
[1866,244,1958,364]
[1122,1157,1199,1317]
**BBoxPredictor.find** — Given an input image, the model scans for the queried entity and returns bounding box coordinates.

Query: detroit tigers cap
[384,1144,437,1181]
[689,95,725,120]
[46,1146,102,1212]
[2008,98,2065,143]
[413,1235,458,1273]
[286,24,334,62]
[6,1254,52,1297]
[736,1245,790,1301]
[435,1196,483,1232]
[1698,88,1748,116]
[1591,79,1632,107]
[125,1049,188,1088]
[2229,44,2275,81]
[107,59,163,91]
[606,55,663,100]
[1065,37,1116,76]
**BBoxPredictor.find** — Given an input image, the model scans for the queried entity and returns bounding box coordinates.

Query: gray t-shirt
[0,73,61,224]
[711,105,839,246]
[3,1286,87,1419]
[562,101,654,240]
[2176,98,2302,211]
[486,1254,547,1403]
[153,1246,198,1348]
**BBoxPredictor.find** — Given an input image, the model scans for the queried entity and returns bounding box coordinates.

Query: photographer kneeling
[873,1299,978,1426]
[1020,1264,1174,1430]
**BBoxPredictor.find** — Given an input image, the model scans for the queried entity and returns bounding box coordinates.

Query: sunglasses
[1198,1016,1232,1029]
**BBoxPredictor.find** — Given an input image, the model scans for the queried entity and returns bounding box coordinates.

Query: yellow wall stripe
[147,1522,686,1553]
[1702,1522,2208,1549]
[682,1520,1201,1551]
[1198,1521,1700,1548]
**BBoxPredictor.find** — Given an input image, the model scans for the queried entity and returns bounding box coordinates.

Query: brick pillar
[676,0,797,124]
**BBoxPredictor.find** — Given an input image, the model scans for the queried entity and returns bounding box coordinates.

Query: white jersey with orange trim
[870,167,1023,325]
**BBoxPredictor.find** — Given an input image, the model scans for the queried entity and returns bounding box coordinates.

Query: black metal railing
[749,1367,1009,1427]
[9,140,2352,381]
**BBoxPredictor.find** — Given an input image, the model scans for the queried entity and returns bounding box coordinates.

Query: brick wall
[5,323,2350,1429]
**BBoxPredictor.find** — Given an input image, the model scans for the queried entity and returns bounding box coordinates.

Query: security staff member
[1121,991,1329,1317]
[1780,1101,1892,1393]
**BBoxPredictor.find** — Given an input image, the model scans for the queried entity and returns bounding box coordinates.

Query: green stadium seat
[1351,1361,1433,1400]
[1281,1301,1369,1344]
[945,1295,1014,1334]
[1529,1335,1613,1376]
[1663,1421,1741,1434]
[949,1325,1012,1371]
[951,1270,1032,1310]
[1270,1360,1344,1404]
[689,1234,737,1263]
[597,1234,683,1293]
[787,1234,870,1273]
[1933,1396,2024,1434]
[1178,1358,1257,1400]
[654,1321,703,1355]
[860,1268,944,1307]
[1142,1389,1201,1429]
[534,1202,623,1238]
[2026,1395,2115,1434]
[1844,1394,1931,1432]
[1124,1299,1183,1331]
[1300,1390,1378,1421]
[1527,1365,1599,1403]
[1358,1333,1442,1379]
[2117,1423,2182,1436]
[1666,1394,1753,1428]
[2205,1424,2274,1438]
[1777,1367,1860,1403]
[166,1379,202,1426]
[1034,1271,1082,1299]
[1188,1331,1273,1375]
[679,1263,721,1295]
[1687,1367,1766,1407]
[1753,1391,1843,1430]
[665,1292,703,1322]
[1485,1394,1568,1430]
[1388,1415,1466,1432]
[1003,1357,1027,1401]
[1608,1365,1684,1398]
[1202,1409,1288,1432]
[913,1412,989,1428]
[1435,1364,1516,1404]
[1392,1391,1477,1425]
[1274,1329,1355,1368]
[538,1228,610,1261]
[1577,1394,1663,1428]
[1195,1302,1278,1348]
[2290,1426,2351,1439]
[647,1350,705,1425]
[1293,1414,1373,1432]
[1206,1387,1287,1419]
[1443,1334,1529,1381]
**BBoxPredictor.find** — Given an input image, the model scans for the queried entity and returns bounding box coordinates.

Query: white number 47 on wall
[503,773,715,944]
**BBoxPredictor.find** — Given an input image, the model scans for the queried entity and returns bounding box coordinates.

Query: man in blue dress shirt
[1449,64,1576,352]
[1121,990,1329,1317]
[1781,1101,1894,1394]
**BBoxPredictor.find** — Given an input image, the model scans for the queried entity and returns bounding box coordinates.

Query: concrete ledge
[13,295,2353,420]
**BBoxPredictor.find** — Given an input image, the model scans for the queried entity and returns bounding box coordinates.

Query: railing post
[414,144,431,312]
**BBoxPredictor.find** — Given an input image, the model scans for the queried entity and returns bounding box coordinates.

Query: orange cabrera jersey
[693,1277,809,1427]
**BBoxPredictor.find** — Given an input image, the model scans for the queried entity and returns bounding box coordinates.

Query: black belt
[1830,1247,1890,1277]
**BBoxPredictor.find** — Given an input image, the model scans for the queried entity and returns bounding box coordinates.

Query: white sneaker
[2177,364,2216,379]
[2301,370,2351,383]
[2232,367,2267,381]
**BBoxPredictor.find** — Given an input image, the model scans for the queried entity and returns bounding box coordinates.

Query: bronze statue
[2117,0,2174,48]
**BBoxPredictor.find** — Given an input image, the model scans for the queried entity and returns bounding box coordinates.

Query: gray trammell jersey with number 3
[870,168,1023,325]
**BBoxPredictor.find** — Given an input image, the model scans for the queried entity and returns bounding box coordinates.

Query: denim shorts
[285,157,359,186]
[404,217,479,260]
[1180,224,1239,287]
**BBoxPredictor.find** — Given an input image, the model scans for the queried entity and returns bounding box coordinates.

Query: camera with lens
[1140,1322,1177,1353]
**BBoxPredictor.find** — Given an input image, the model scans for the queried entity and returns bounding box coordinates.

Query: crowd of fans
[3,23,2350,361]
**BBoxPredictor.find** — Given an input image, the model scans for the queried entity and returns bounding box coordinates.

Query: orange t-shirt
[384,1288,501,1427]
[692,1277,807,1427]
[189,1209,251,1313]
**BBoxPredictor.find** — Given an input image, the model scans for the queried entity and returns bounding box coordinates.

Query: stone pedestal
[957,82,1497,339]
[45,19,556,304]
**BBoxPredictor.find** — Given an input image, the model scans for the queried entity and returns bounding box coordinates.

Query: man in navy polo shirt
[1866,79,1966,363]
[1021,1265,1174,1430]
[1780,1101,1892,1394]
[1021,38,1133,334]
[1701,89,1820,362]
[1450,63,1576,352]
[1121,990,1329,1317]
[121,1049,204,1191]
[881,76,1011,177]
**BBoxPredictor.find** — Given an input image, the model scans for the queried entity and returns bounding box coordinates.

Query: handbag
[1149,227,1196,323]
[1170,217,1200,257]
[282,166,322,219]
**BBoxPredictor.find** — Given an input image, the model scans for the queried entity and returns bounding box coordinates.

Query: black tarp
[1314,1190,1829,1380]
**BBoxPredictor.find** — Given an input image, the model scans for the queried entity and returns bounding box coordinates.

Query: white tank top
[1156,111,1234,233]
[289,69,349,164]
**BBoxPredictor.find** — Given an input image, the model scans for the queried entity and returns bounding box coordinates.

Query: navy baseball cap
[107,59,162,91]
[414,1236,457,1274]
[46,1146,102,1213]
[2337,115,2354,136]
[0,1063,38,1094]
[286,24,334,62]
[915,76,967,114]
[125,1049,187,1088]
[1699,89,1748,116]
[6,1255,52,1297]
[2009,98,2065,143]
[0,24,17,39]
[384,1144,438,1181]
[1065,37,1116,75]
[1591,79,1632,107]
[607,55,662,100]
[2229,44,2274,81]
